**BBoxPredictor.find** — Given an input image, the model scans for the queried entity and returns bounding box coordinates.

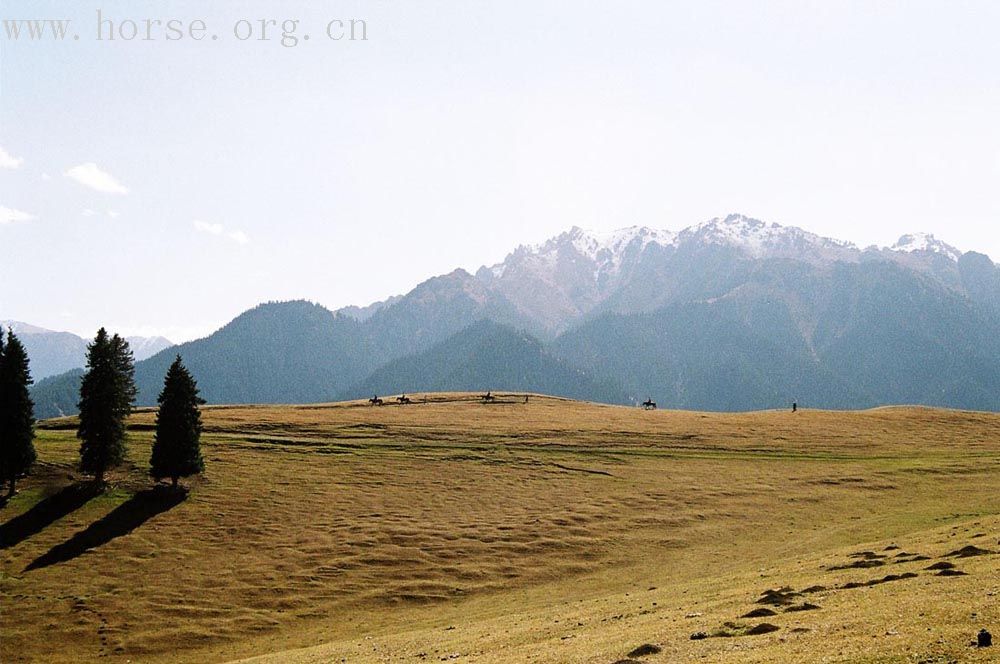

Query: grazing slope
[1,397,997,663]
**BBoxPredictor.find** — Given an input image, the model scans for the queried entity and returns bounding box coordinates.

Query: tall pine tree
[150,356,204,488]
[111,333,137,415]
[77,328,136,484]
[0,328,37,497]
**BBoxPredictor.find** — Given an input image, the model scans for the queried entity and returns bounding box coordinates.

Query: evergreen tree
[0,328,37,496]
[77,328,136,484]
[111,333,137,414]
[150,356,204,488]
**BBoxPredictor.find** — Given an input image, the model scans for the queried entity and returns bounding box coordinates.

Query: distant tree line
[0,326,205,499]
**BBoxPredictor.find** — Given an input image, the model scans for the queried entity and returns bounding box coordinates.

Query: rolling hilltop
[30,214,1000,417]
[3,397,998,662]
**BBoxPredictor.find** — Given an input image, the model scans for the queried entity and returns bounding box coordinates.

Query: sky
[2,0,999,342]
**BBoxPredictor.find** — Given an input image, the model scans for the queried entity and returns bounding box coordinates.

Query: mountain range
[27,214,1000,418]
[0,321,172,381]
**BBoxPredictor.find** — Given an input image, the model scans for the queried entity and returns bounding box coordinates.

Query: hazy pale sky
[2,0,999,341]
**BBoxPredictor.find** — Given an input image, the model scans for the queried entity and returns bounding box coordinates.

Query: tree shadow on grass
[25,486,187,571]
[0,482,103,550]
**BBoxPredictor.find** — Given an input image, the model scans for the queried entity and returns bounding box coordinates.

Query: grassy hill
[1,396,997,663]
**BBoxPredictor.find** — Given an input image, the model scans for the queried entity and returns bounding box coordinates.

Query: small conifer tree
[0,328,37,496]
[150,356,205,488]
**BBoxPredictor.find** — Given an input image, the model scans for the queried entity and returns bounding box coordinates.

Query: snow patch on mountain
[484,221,966,288]
[568,226,677,277]
[678,214,859,259]
[487,225,676,281]
[891,233,961,261]
[571,226,677,260]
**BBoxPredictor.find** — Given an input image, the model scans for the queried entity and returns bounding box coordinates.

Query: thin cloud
[0,146,23,169]
[0,205,36,224]
[193,220,249,244]
[65,162,129,194]
[193,220,224,235]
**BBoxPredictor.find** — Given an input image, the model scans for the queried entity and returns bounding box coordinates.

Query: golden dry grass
[1,393,998,663]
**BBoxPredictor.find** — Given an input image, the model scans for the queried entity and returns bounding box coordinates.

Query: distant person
[792,402,798,413]
[524,395,529,404]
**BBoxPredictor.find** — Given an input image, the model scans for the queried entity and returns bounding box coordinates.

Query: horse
[642,398,656,410]
[396,394,412,404]
[368,395,383,406]
[481,391,496,403]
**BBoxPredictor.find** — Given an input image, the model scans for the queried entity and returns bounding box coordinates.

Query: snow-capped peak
[891,233,961,261]
[485,215,964,283]
[569,225,677,262]
[688,213,770,237]
[678,213,857,258]
[487,225,676,280]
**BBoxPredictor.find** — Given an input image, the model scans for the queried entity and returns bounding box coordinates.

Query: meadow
[1,393,997,663]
